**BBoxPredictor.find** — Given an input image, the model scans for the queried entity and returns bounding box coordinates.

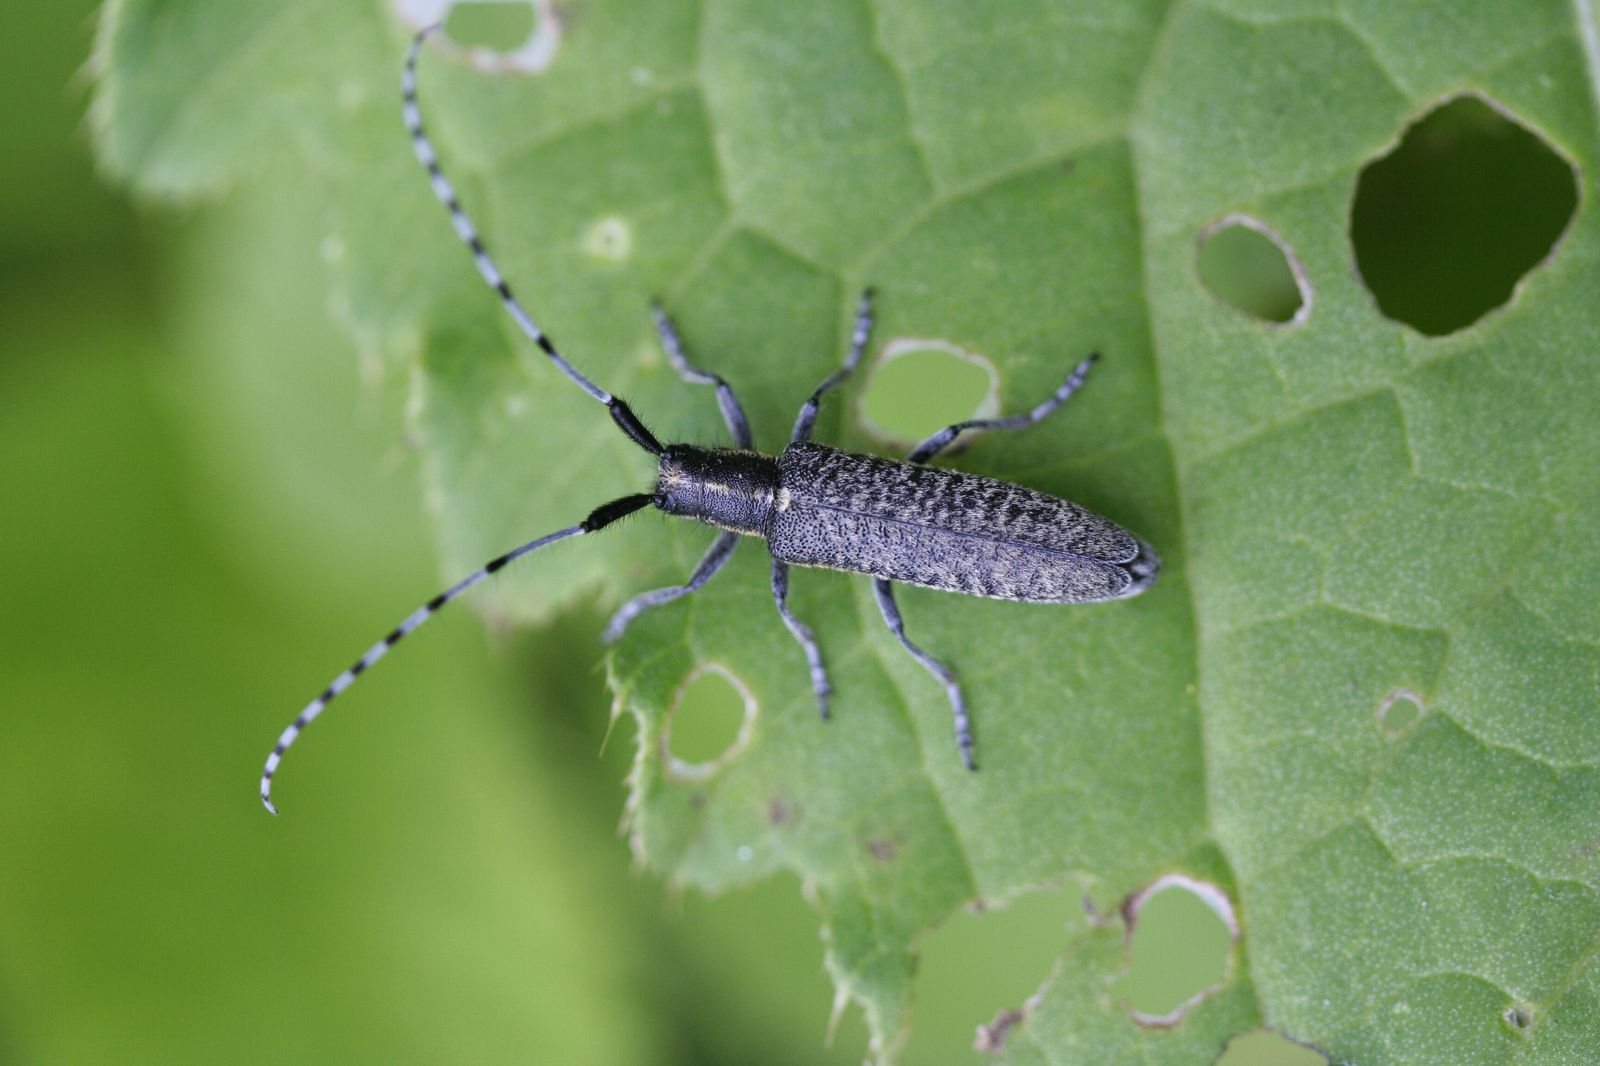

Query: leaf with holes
[94,0,1600,1062]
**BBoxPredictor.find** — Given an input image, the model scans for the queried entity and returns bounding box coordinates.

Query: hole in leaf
[662,664,755,780]
[398,0,560,73]
[443,1,535,52]
[1504,1005,1533,1033]
[582,216,633,262]
[1351,94,1578,336]
[1197,216,1309,325]
[900,887,1079,1063]
[859,338,998,448]
[1378,688,1424,737]
[1214,1028,1329,1065]
[1114,875,1237,1026]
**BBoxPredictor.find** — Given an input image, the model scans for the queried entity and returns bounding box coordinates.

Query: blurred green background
[16,1,1552,1063]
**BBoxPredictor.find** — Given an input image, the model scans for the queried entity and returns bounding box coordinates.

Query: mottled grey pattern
[769,442,1154,603]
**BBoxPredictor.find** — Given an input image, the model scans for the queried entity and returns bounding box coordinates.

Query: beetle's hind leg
[907,352,1097,463]
[603,530,740,644]
[771,559,832,720]
[872,579,975,770]
[865,355,1099,770]
[790,289,874,443]
[651,303,752,448]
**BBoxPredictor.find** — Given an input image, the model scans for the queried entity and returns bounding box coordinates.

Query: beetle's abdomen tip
[1119,538,1161,598]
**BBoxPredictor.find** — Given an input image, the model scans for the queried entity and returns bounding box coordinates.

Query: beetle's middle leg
[771,558,831,720]
[869,352,1098,769]
[790,289,874,443]
[905,352,1097,463]
[769,291,873,719]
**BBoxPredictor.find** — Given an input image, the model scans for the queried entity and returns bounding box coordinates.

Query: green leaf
[94,0,1600,1061]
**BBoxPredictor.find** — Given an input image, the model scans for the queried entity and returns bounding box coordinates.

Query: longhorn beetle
[258,25,1159,814]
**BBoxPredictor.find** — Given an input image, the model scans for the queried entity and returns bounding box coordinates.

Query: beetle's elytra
[258,26,1158,814]
[767,443,1156,603]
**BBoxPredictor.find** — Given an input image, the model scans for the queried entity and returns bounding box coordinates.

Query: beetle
[258,26,1158,814]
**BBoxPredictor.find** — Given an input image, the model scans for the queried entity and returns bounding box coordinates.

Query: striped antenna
[403,25,663,456]
[260,493,653,814]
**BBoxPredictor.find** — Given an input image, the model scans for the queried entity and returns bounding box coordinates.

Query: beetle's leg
[907,353,1097,464]
[790,289,874,443]
[602,530,740,644]
[871,578,975,770]
[651,304,752,449]
[768,289,869,721]
[771,558,831,720]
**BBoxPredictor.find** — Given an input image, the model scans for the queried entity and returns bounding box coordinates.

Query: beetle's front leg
[603,531,740,644]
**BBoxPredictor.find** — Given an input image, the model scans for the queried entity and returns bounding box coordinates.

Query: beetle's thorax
[655,446,779,536]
